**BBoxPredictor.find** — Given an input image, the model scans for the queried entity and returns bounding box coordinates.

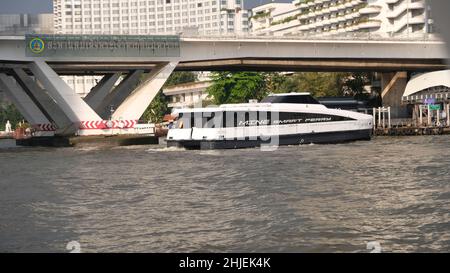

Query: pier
[373,103,450,136]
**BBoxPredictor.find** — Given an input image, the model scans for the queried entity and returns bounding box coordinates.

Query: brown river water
[0,136,449,252]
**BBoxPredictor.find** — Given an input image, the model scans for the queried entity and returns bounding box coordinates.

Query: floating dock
[16,134,159,148]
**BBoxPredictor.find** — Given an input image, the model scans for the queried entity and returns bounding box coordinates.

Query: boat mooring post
[419,105,423,127]
[413,104,418,127]
[427,104,432,126]
[372,107,376,130]
[388,107,391,129]
[437,108,441,126]
[378,107,381,128]
[447,103,450,126]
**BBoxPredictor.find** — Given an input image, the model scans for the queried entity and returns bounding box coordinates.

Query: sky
[0,0,53,14]
[0,0,290,13]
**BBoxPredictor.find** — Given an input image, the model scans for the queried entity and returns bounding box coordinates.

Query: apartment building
[53,0,249,35]
[251,0,433,37]
[163,81,212,108]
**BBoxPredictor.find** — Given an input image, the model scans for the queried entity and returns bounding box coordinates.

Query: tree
[0,102,24,131]
[275,72,347,97]
[264,73,288,94]
[206,72,267,105]
[342,72,371,98]
[142,92,169,123]
[141,72,198,123]
[164,71,197,86]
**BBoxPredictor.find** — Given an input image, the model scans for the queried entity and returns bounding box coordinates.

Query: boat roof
[268,92,311,96]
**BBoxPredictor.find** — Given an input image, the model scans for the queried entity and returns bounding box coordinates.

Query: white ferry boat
[167,93,373,149]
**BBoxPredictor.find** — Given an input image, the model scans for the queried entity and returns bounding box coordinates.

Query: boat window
[222,111,354,127]
[203,112,223,128]
[261,95,320,104]
[236,112,246,127]
[177,112,192,129]
[225,111,269,127]
[178,110,354,129]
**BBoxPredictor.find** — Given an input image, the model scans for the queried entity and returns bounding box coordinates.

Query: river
[0,136,449,252]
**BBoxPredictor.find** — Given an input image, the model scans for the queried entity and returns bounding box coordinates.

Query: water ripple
[0,135,449,252]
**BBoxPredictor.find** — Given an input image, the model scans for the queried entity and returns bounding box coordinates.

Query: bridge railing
[0,31,443,42]
[179,32,443,42]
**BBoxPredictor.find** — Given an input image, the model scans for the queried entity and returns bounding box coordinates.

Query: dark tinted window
[178,110,353,129]
[261,95,320,104]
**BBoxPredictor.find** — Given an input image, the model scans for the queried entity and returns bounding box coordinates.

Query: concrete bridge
[0,34,448,136]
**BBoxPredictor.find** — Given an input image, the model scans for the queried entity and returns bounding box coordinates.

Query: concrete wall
[381,72,409,118]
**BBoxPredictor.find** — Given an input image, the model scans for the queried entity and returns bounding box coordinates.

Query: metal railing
[0,31,444,42]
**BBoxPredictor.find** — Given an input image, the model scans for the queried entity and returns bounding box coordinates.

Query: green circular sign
[29,38,45,54]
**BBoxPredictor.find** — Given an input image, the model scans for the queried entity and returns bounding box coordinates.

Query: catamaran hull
[167,129,372,149]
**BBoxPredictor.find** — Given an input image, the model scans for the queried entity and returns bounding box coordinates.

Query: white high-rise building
[53,0,249,35]
[251,0,433,37]
[53,0,250,96]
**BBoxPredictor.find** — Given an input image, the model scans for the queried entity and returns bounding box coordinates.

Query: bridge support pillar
[11,68,74,134]
[84,73,121,112]
[112,61,178,121]
[381,72,408,119]
[96,70,144,119]
[0,73,50,126]
[28,61,103,125]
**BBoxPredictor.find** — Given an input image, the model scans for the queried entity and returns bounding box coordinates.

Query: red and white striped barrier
[79,120,137,130]
[32,123,57,131]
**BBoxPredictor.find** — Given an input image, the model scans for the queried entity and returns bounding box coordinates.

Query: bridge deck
[0,35,448,73]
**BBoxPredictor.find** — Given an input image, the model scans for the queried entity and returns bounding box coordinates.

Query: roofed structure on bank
[402,70,450,104]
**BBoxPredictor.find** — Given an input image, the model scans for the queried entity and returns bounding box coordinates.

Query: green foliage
[273,72,346,97]
[206,72,267,105]
[270,14,300,26]
[141,72,198,123]
[0,102,24,131]
[342,72,371,97]
[142,92,169,123]
[252,11,270,20]
[164,71,197,87]
[206,71,373,105]
[264,73,288,94]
